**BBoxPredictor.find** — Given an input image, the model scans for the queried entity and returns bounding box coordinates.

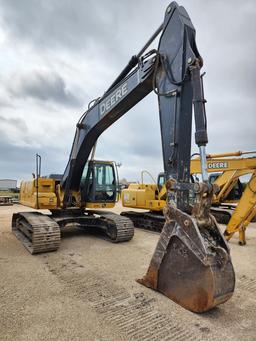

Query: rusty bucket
[138,186,235,313]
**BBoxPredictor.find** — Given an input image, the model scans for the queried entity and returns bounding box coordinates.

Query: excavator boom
[61,2,203,210]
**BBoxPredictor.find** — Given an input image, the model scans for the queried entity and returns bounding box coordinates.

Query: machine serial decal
[208,162,228,169]
[100,83,128,116]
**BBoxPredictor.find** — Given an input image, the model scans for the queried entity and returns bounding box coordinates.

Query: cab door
[81,161,117,204]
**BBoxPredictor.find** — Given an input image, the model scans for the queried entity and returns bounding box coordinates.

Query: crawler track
[121,211,165,233]
[121,208,233,234]
[93,211,134,242]
[12,210,134,254]
[12,212,61,254]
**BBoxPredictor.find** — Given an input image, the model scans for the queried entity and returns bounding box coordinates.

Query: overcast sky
[0,0,255,183]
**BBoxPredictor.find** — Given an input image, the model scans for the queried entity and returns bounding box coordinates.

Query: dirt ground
[0,203,256,341]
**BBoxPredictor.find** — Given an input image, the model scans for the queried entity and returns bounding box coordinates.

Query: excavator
[122,151,256,245]
[12,2,235,313]
[192,151,256,245]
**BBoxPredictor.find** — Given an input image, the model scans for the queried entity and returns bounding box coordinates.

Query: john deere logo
[100,83,128,117]
[208,162,228,169]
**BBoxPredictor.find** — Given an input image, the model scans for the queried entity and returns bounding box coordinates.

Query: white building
[0,179,17,190]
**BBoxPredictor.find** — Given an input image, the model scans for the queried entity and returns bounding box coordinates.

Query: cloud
[0,128,66,180]
[8,70,83,107]
[0,115,30,147]
[0,0,123,59]
[0,97,12,108]
[0,114,28,132]
[0,0,255,183]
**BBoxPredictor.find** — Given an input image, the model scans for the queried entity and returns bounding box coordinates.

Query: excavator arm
[61,2,205,212]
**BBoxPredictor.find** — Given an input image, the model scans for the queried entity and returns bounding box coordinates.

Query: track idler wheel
[138,205,235,313]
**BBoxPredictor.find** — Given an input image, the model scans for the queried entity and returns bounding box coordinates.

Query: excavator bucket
[138,183,235,313]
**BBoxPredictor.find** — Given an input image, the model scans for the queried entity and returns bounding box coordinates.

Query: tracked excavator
[12,2,235,313]
[192,151,256,245]
[122,151,256,245]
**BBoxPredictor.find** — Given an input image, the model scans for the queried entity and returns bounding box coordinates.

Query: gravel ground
[0,203,256,341]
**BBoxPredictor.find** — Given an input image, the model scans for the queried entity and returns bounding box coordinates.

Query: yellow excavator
[13,2,235,313]
[122,151,256,245]
[192,151,256,245]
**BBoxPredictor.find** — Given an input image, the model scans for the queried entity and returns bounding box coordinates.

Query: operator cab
[80,160,118,204]
[157,172,165,191]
